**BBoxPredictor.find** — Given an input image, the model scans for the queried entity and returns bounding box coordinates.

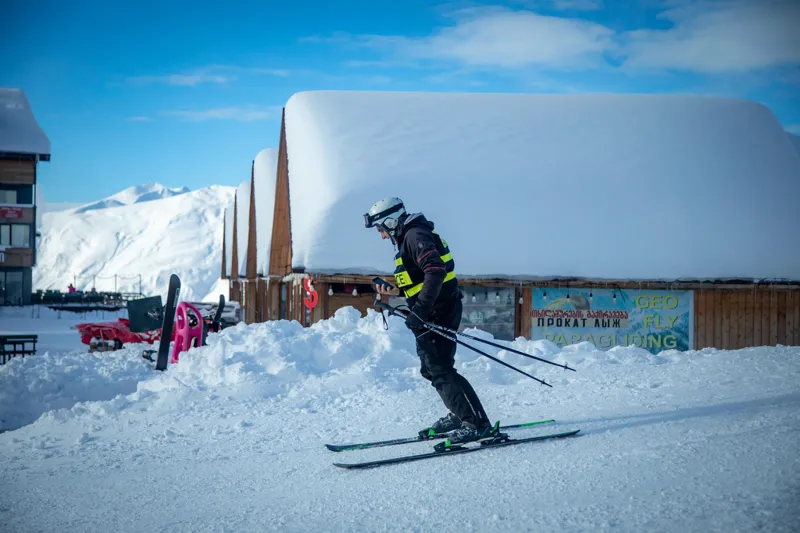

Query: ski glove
[405,308,426,330]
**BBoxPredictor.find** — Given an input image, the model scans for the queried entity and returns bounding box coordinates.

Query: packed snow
[33,185,235,300]
[0,88,50,156]
[1,306,798,532]
[284,91,800,281]
[73,183,190,214]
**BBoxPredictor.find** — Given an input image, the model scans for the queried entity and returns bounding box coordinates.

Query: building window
[460,286,517,341]
[0,225,31,247]
[0,190,18,204]
[2,272,24,305]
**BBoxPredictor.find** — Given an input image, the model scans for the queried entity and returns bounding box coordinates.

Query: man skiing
[364,197,496,445]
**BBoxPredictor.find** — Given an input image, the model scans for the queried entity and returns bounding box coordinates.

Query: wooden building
[0,89,51,306]
[224,90,800,353]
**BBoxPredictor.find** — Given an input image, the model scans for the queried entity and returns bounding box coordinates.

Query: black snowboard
[155,274,181,371]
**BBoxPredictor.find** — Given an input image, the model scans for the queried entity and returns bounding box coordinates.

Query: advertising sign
[0,207,23,219]
[531,288,693,354]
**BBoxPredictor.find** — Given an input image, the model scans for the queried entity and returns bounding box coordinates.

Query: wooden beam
[269,108,292,277]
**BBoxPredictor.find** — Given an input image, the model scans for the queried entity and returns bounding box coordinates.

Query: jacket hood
[397,212,433,241]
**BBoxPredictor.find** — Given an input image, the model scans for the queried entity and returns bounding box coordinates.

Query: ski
[155,274,181,371]
[333,429,580,470]
[325,419,556,452]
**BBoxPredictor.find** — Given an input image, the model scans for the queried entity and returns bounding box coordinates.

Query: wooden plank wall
[694,288,799,349]
[268,109,293,277]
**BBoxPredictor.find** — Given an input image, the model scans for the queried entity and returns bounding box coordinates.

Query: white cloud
[127,116,152,122]
[329,7,616,69]
[550,0,603,10]
[128,70,235,86]
[310,2,799,75]
[785,123,800,134]
[622,1,800,73]
[165,106,278,122]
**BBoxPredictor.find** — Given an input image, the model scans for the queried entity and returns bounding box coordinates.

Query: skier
[364,197,496,444]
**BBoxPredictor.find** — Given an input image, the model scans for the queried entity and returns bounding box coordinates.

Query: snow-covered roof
[223,205,234,277]
[253,148,279,275]
[788,132,800,158]
[284,90,800,281]
[235,179,251,277]
[0,88,51,157]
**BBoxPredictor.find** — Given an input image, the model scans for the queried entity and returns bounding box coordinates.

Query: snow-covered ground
[1,306,798,532]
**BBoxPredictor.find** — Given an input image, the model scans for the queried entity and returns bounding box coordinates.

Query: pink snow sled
[170,302,204,364]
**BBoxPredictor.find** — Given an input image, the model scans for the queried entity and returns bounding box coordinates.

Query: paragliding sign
[530,288,694,354]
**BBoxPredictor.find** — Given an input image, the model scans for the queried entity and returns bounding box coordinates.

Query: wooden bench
[0,334,38,364]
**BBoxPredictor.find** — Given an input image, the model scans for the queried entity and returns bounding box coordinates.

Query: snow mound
[73,183,190,214]
[0,306,713,433]
[0,349,153,431]
[33,184,235,300]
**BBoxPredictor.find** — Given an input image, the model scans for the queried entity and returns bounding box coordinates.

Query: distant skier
[364,197,496,444]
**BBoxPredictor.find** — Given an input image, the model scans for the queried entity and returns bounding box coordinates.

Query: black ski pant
[414,297,491,429]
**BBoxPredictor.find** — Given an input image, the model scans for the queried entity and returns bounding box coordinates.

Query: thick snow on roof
[235,179,251,277]
[284,90,800,281]
[0,88,51,157]
[223,205,234,277]
[788,132,800,158]
[253,148,279,275]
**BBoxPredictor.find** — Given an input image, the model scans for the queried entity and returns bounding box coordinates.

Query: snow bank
[0,349,153,431]
[0,88,50,157]
[284,91,800,281]
[253,148,279,274]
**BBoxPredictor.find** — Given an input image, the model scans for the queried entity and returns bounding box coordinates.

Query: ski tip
[325,444,345,452]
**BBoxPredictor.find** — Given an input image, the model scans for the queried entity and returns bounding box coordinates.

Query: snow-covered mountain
[73,183,190,214]
[33,184,235,301]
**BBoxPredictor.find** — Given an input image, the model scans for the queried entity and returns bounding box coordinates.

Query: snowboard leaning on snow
[327,419,580,470]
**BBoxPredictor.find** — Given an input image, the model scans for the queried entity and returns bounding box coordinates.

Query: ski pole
[375,301,574,371]
[422,320,575,372]
[375,301,552,387]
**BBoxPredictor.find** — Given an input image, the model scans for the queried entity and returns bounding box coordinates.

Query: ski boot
[434,421,508,452]
[418,412,462,439]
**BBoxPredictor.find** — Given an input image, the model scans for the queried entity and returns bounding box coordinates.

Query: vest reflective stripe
[393,231,456,299]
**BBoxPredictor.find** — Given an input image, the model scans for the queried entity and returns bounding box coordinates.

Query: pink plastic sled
[170,302,204,364]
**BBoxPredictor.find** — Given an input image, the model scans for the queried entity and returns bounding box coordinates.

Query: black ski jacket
[395,213,460,319]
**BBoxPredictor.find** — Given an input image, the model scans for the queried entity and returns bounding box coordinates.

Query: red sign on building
[0,207,24,219]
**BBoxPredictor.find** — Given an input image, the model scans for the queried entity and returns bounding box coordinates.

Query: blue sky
[3,0,799,204]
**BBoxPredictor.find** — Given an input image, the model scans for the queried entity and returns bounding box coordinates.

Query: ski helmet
[364,197,406,237]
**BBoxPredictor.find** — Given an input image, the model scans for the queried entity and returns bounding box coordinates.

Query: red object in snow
[75,318,175,349]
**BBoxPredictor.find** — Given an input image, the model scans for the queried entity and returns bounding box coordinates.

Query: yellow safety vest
[393,231,457,299]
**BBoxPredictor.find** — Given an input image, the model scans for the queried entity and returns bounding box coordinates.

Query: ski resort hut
[258,90,800,352]
[223,148,279,323]
[0,89,50,306]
